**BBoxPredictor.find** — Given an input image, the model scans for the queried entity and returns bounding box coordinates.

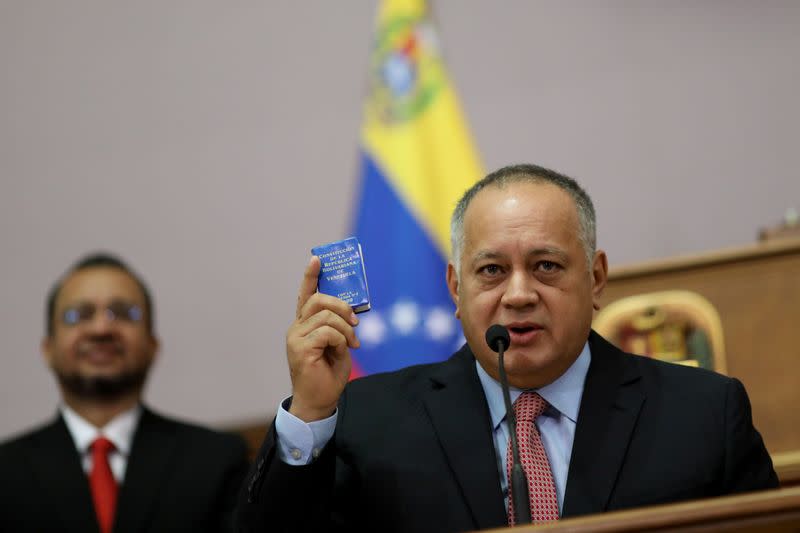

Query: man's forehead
[57,267,144,304]
[458,181,581,263]
[463,181,577,229]
[465,180,572,217]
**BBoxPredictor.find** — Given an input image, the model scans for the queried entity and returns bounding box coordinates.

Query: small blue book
[312,237,371,313]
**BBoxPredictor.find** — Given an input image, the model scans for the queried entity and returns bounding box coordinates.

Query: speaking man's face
[447,181,607,389]
[43,267,159,401]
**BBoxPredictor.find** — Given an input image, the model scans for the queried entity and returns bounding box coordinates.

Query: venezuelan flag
[350,0,483,378]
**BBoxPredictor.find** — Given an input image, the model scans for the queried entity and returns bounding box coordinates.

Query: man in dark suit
[235,164,778,532]
[0,253,249,533]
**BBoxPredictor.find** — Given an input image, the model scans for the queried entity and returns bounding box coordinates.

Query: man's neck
[61,391,141,429]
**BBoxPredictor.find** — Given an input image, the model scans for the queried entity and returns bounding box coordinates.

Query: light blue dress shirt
[477,342,591,513]
[275,342,591,515]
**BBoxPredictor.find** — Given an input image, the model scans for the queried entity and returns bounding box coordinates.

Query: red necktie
[89,437,118,533]
[506,391,559,525]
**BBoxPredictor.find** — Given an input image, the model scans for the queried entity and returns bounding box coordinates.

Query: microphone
[485,324,531,525]
[485,324,510,353]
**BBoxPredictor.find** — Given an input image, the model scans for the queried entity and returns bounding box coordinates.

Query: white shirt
[60,403,141,483]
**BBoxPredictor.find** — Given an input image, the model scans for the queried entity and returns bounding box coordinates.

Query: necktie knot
[91,437,115,456]
[514,391,548,424]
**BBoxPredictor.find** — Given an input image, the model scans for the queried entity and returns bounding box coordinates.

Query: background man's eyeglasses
[61,301,143,326]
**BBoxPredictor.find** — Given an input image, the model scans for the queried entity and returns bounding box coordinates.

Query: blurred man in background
[0,253,249,533]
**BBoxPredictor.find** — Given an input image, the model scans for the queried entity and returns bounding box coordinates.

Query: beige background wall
[1,1,799,439]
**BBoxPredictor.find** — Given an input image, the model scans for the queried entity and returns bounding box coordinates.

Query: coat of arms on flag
[350,0,483,378]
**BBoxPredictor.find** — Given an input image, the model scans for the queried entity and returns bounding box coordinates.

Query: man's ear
[41,336,54,369]
[147,335,161,364]
[591,250,609,311]
[446,262,461,318]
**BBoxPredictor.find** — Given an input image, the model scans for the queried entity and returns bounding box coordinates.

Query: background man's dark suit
[0,407,249,533]
[236,332,777,533]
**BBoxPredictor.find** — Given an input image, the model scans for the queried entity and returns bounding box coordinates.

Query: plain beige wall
[1,1,799,439]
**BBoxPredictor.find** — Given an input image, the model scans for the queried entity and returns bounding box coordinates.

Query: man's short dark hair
[45,252,154,336]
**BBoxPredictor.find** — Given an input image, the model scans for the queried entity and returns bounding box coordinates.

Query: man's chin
[56,369,148,401]
[503,351,560,387]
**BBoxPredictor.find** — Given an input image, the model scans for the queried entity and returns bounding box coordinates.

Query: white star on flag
[425,307,455,341]
[390,300,419,335]
[358,312,387,346]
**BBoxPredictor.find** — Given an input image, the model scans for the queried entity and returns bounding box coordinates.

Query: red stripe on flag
[349,361,364,381]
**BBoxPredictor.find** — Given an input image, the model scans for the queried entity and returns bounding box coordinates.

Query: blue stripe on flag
[351,152,464,375]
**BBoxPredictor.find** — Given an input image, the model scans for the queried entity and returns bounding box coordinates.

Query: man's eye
[538,261,560,273]
[479,264,502,276]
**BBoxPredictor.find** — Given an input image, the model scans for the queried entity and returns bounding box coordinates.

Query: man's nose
[86,308,117,333]
[501,271,540,308]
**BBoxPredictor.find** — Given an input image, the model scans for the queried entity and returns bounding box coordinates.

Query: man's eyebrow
[470,250,506,264]
[59,296,137,308]
[527,247,569,261]
[467,247,570,266]
[58,299,88,309]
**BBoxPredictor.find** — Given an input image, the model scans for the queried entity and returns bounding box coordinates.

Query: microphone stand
[497,339,532,525]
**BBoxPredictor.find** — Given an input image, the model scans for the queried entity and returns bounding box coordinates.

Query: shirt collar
[60,403,142,456]
[476,341,591,430]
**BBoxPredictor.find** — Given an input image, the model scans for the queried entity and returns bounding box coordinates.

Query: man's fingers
[308,325,347,349]
[294,309,360,349]
[296,256,321,319]
[294,325,350,363]
[298,291,358,327]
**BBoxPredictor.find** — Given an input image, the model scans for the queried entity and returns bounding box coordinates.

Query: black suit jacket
[0,407,249,533]
[236,331,778,532]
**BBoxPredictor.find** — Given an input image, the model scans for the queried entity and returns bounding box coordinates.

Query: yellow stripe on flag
[360,0,483,258]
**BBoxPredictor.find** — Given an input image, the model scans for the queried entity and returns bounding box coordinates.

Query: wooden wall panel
[598,239,800,457]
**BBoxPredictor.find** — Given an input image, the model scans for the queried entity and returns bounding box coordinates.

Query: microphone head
[485,324,510,353]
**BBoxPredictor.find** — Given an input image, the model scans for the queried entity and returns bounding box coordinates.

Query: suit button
[290,448,302,460]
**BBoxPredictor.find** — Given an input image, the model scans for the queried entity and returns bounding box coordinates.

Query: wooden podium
[480,486,800,532]
[596,238,800,487]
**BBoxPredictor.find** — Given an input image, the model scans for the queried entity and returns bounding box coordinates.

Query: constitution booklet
[312,237,371,313]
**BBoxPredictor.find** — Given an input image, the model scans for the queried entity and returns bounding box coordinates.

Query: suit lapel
[562,332,645,517]
[29,416,100,533]
[114,408,178,533]
[421,347,507,530]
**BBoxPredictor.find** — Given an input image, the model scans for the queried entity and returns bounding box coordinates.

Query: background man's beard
[56,367,149,401]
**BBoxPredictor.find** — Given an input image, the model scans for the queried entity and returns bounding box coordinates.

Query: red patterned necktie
[506,391,559,525]
[89,437,118,533]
